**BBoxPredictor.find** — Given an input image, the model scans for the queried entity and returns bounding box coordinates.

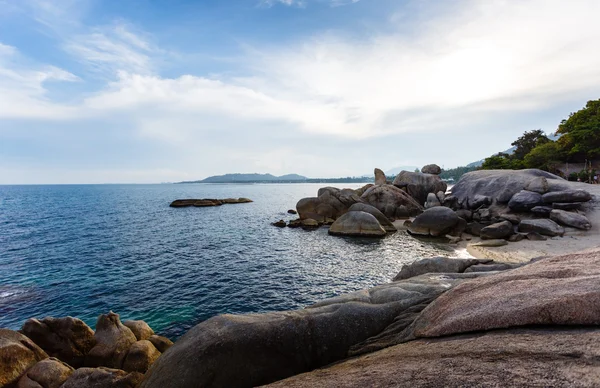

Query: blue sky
[1,0,599,183]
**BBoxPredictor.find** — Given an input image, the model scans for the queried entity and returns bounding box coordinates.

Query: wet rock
[407,207,459,237]
[300,219,319,230]
[348,203,396,233]
[530,205,553,217]
[21,316,96,368]
[393,257,490,281]
[542,190,592,203]
[480,220,514,240]
[147,335,173,353]
[421,164,441,175]
[123,320,154,341]
[16,357,73,388]
[122,340,161,373]
[552,202,582,210]
[518,219,565,237]
[374,168,386,185]
[85,312,137,369]
[328,211,386,237]
[360,184,423,220]
[392,171,447,204]
[508,190,543,212]
[470,239,508,247]
[272,220,286,228]
[287,209,297,215]
[61,367,143,388]
[0,329,48,387]
[526,232,547,241]
[550,209,592,230]
[287,219,301,228]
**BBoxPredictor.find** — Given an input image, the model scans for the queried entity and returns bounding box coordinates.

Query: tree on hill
[523,141,562,171]
[511,129,550,160]
[556,99,600,161]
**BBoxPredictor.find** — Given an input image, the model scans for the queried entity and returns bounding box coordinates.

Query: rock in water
[392,171,447,204]
[374,168,386,185]
[508,190,543,212]
[296,187,362,222]
[480,220,514,240]
[348,203,397,233]
[360,185,423,220]
[272,220,286,228]
[421,164,442,175]
[123,320,154,341]
[393,257,490,281]
[550,210,592,230]
[61,367,143,388]
[542,190,592,203]
[17,357,74,388]
[407,207,459,237]
[85,312,137,369]
[287,209,297,215]
[328,211,386,237]
[300,219,319,230]
[518,219,565,237]
[0,329,48,387]
[21,316,96,368]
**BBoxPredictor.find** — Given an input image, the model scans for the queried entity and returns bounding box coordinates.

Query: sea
[0,183,459,339]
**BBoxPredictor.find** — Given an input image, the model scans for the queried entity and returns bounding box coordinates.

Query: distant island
[177,173,373,184]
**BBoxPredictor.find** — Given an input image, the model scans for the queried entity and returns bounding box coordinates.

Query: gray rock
[421,164,441,175]
[393,257,490,281]
[531,206,553,217]
[550,209,592,230]
[61,367,143,388]
[465,222,485,236]
[470,239,508,247]
[553,202,582,210]
[374,168,386,185]
[435,191,445,203]
[526,232,547,241]
[407,207,459,237]
[424,193,441,209]
[480,221,514,240]
[464,262,523,273]
[348,203,397,233]
[469,194,492,210]
[287,209,297,215]
[455,209,472,221]
[360,184,423,220]
[508,190,543,212]
[392,171,447,205]
[524,176,550,194]
[499,213,520,225]
[542,190,593,203]
[518,219,565,237]
[296,187,362,222]
[473,208,492,222]
[328,211,386,238]
[507,233,525,242]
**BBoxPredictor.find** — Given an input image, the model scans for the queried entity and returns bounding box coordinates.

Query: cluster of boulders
[170,198,252,207]
[1,312,172,388]
[273,165,449,237]
[405,169,594,244]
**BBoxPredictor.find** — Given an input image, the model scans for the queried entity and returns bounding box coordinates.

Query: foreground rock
[392,171,447,205]
[518,219,565,237]
[122,340,160,373]
[347,203,396,232]
[328,211,386,237]
[61,367,143,388]
[360,185,423,220]
[85,312,137,369]
[479,220,514,239]
[549,209,592,230]
[406,207,460,237]
[507,190,543,211]
[17,357,73,388]
[393,257,491,281]
[0,329,48,387]
[170,198,252,207]
[542,189,593,203]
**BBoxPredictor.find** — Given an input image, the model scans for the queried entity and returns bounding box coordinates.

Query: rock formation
[392,171,447,205]
[420,164,441,175]
[373,168,386,185]
[170,198,252,207]
[328,211,387,237]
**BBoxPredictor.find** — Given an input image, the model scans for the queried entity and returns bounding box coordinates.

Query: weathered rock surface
[0,329,48,387]
[264,328,600,388]
[392,171,447,204]
[542,189,593,203]
[499,213,520,224]
[531,205,553,217]
[296,187,362,221]
[123,320,154,342]
[553,202,582,210]
[424,192,440,209]
[480,220,514,239]
[147,335,173,353]
[420,164,441,175]
[393,257,491,281]
[85,312,137,369]
[21,316,96,368]
[507,190,543,212]
[373,168,386,185]
[328,211,386,237]
[518,219,565,237]
[16,357,73,388]
[122,340,161,373]
[61,367,143,388]
[524,176,550,194]
[550,209,592,230]
[406,207,459,237]
[360,184,423,220]
[526,231,547,241]
[347,203,396,233]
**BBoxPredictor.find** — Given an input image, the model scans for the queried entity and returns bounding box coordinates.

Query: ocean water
[0,183,456,339]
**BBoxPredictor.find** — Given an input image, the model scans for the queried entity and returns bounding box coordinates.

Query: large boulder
[85,312,137,369]
[374,168,386,185]
[360,184,423,220]
[347,203,396,232]
[542,189,593,203]
[0,329,48,387]
[406,207,459,237]
[550,209,592,230]
[450,169,568,208]
[392,171,447,205]
[507,190,543,212]
[296,187,362,221]
[393,257,491,281]
[147,335,173,353]
[122,340,161,373]
[21,316,96,368]
[123,320,154,341]
[518,219,565,237]
[16,357,74,388]
[61,367,143,388]
[420,164,441,175]
[479,220,514,240]
[424,193,440,209]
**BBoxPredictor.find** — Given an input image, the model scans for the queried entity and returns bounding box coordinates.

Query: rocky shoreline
[3,166,600,387]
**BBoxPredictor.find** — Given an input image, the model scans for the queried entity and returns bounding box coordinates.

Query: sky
[1,0,599,184]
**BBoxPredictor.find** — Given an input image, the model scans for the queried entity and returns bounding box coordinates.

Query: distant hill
[179,173,309,184]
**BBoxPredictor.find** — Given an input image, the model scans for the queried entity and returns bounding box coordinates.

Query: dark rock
[442,195,458,209]
[474,208,492,221]
[348,203,396,233]
[85,312,137,369]
[421,164,441,175]
[530,206,553,217]
[360,184,423,220]
[287,219,302,228]
[354,184,373,197]
[464,262,523,272]
[122,340,160,373]
[296,187,362,221]
[21,316,96,368]
[465,222,485,236]
[393,257,490,281]
[435,191,445,204]
[470,239,508,247]
[526,232,547,241]
[542,190,592,203]
[123,320,154,341]
[374,168,386,185]
[300,219,319,230]
[507,233,525,242]
[407,207,459,237]
[448,217,467,237]
[469,194,492,210]
[480,221,514,240]
[508,190,543,212]
[16,357,73,388]
[552,202,582,210]
[147,335,173,353]
[499,213,520,225]
[61,367,143,388]
[424,193,440,209]
[287,209,297,215]
[455,209,472,221]
[193,199,222,207]
[518,219,565,237]
[392,171,447,204]
[272,220,286,228]
[445,235,461,244]
[0,329,48,387]
[550,209,592,230]
[170,198,249,207]
[328,211,386,238]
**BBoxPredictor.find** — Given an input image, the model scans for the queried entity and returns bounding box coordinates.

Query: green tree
[556,99,600,161]
[523,141,562,171]
[481,153,513,170]
[511,129,550,160]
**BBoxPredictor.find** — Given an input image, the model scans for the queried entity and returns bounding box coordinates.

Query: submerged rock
[170,198,253,207]
[272,220,286,228]
[328,211,386,237]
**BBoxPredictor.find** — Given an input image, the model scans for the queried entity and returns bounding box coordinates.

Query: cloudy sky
[1,0,599,184]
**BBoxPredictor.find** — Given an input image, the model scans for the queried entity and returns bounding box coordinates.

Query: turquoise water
[0,183,453,338]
